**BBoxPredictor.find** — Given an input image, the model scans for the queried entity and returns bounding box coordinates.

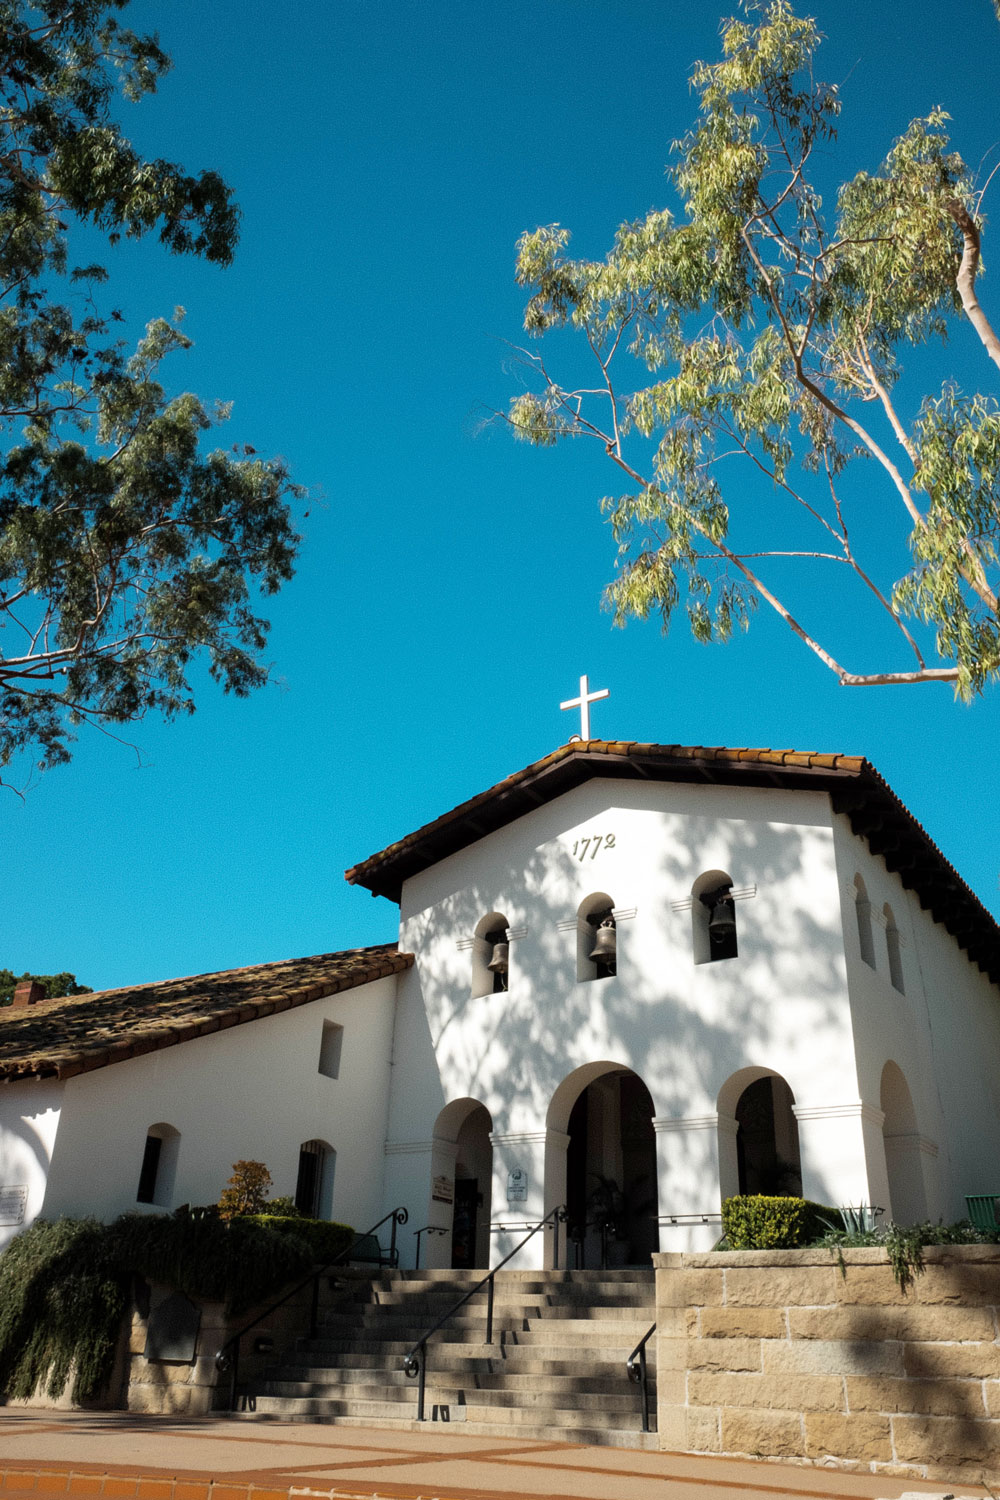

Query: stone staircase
[242,1267,657,1448]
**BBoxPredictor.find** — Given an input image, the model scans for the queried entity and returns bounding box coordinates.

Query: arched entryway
[718,1068,803,1200]
[880,1061,928,1225]
[548,1063,658,1268]
[431,1098,494,1269]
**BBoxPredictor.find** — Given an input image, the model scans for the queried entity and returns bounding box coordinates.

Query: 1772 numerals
[571,832,615,861]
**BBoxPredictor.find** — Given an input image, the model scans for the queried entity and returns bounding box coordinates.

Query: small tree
[218,1160,272,1220]
[0,969,91,1006]
[509,1,1000,697]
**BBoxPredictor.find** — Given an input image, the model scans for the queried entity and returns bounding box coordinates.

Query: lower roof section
[0,945,414,1085]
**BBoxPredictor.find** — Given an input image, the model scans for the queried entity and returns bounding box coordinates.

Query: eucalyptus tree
[509,1,1000,695]
[0,1,300,773]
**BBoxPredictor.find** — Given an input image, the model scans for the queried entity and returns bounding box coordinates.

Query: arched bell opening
[576,891,617,981]
[430,1097,494,1269]
[883,905,905,994]
[880,1061,928,1225]
[472,912,510,997]
[692,869,738,964]
[547,1062,658,1269]
[854,874,875,968]
[718,1068,802,1199]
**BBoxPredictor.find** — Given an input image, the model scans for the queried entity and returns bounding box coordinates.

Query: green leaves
[0,2,300,771]
[508,0,1000,693]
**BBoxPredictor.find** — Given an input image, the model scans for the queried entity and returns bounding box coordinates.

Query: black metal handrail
[626,1320,656,1433]
[214,1206,408,1410]
[402,1204,568,1421]
[412,1223,447,1269]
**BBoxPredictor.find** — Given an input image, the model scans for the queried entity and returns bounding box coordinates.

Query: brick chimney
[12,979,46,1008]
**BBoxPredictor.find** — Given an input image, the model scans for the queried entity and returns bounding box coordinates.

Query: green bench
[965,1195,1000,1230]
[348,1232,399,1268]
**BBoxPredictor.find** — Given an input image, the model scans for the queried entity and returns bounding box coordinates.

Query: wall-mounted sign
[431,1175,454,1205]
[0,1186,27,1226]
[506,1167,528,1202]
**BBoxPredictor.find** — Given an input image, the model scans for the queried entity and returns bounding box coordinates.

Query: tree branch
[945,198,1000,375]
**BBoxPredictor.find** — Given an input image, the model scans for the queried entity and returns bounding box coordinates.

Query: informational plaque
[431,1175,454,1204]
[0,1186,27,1226]
[506,1167,527,1202]
[144,1290,201,1363]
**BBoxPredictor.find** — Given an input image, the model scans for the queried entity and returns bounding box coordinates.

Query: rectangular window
[137,1135,162,1204]
[318,1021,343,1078]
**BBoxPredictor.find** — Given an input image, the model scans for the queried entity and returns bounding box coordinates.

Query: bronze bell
[707,891,736,943]
[589,916,617,964]
[487,941,509,975]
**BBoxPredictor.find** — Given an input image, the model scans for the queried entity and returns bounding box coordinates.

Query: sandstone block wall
[654,1245,1000,1485]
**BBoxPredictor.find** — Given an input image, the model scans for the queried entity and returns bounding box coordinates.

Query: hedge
[721,1194,839,1250]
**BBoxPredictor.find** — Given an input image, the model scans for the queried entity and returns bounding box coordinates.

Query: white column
[383,1138,453,1270]
[793,1102,890,1213]
[652,1114,730,1251]
[489,1129,565,1268]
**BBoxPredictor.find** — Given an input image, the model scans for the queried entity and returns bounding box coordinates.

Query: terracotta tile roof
[0,945,413,1084]
[345,740,1000,984]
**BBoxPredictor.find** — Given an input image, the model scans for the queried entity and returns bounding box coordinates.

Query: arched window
[136,1123,180,1207]
[295,1139,336,1219]
[884,904,904,993]
[471,911,510,997]
[577,892,616,981]
[854,875,875,968]
[692,869,738,964]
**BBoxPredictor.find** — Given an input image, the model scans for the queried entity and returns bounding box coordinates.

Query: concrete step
[262,1379,648,1415]
[298,1337,646,1362]
[274,1349,647,1377]
[271,1365,656,1395]
[229,1405,659,1449]
[244,1393,652,1432]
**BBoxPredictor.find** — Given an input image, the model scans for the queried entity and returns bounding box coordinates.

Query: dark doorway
[451,1178,480,1269]
[735,1076,802,1196]
[565,1070,658,1267]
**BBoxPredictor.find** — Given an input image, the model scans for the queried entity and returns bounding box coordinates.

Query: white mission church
[2,733,999,1268]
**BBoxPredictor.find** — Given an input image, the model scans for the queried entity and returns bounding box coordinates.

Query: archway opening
[733,1075,802,1197]
[431,1098,494,1270]
[880,1061,927,1225]
[558,1067,657,1268]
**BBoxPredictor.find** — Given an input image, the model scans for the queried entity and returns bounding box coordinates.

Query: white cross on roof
[559,674,609,741]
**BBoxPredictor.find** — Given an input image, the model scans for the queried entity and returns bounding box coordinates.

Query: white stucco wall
[835,814,1000,1224]
[17,974,397,1242]
[386,776,868,1263]
[0,1079,63,1250]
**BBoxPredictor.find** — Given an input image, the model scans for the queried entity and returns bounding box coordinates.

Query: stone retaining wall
[654,1244,1000,1485]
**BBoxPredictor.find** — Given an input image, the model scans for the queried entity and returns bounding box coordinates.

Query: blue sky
[6,0,1000,991]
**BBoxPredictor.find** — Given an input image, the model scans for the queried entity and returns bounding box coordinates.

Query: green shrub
[815,1217,1000,1291]
[247,1215,354,1264]
[721,1194,839,1250]
[0,1208,353,1406]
